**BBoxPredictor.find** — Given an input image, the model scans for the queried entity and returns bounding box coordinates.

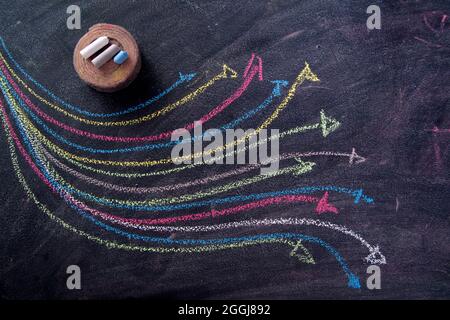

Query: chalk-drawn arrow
[257,61,320,131]
[0,49,237,126]
[4,111,373,214]
[315,191,338,214]
[97,213,386,265]
[0,53,268,143]
[290,240,315,264]
[42,157,316,209]
[205,110,342,165]
[204,110,343,164]
[243,53,264,80]
[0,38,195,118]
[2,55,366,212]
[42,179,383,266]
[42,148,365,194]
[1,58,318,162]
[83,194,337,227]
[189,218,386,265]
[2,100,374,213]
[5,81,341,167]
[71,194,339,236]
[194,62,321,166]
[0,64,279,154]
[1,61,326,168]
[37,128,358,180]
[2,91,373,211]
[278,109,341,139]
[0,55,195,118]
[0,57,264,150]
[5,152,364,290]
[0,114,360,289]
[0,111,383,271]
[270,80,289,97]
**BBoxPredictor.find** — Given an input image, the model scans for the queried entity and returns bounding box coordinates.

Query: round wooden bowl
[73,23,141,93]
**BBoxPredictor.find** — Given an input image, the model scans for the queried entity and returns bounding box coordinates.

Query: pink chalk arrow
[315,192,338,214]
[425,126,450,134]
[243,53,263,80]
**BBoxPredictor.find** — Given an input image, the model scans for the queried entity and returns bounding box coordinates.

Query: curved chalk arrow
[2,73,340,167]
[0,65,283,153]
[0,111,360,288]
[42,148,366,194]
[43,181,381,265]
[290,241,315,264]
[73,194,337,227]
[1,60,322,168]
[83,199,385,265]
[0,49,237,126]
[0,102,373,216]
[183,62,322,167]
[38,151,316,209]
[0,57,370,210]
[134,217,387,265]
[0,38,196,118]
[4,98,374,214]
[0,54,264,144]
[34,108,341,179]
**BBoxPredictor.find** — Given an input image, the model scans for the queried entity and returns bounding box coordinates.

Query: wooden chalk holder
[73,23,141,93]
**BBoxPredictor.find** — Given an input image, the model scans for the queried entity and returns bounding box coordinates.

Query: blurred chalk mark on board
[424,126,449,172]
[414,11,449,48]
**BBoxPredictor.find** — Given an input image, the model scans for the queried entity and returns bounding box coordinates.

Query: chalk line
[0,61,281,152]
[0,48,237,126]
[1,96,373,217]
[0,102,360,288]
[3,80,341,168]
[1,61,324,168]
[43,147,366,194]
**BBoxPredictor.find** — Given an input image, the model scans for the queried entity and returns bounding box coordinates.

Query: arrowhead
[301,62,320,82]
[178,72,196,82]
[270,80,289,97]
[292,158,316,175]
[315,192,338,214]
[242,53,263,80]
[290,241,315,264]
[348,148,366,165]
[365,246,387,265]
[319,109,341,137]
[221,64,238,79]
[352,189,364,204]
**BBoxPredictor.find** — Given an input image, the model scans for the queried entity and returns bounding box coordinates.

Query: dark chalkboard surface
[0,0,449,299]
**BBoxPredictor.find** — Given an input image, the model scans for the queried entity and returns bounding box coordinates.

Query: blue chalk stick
[113,50,128,64]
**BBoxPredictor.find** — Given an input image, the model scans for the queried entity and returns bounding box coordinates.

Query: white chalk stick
[91,44,121,68]
[79,36,109,59]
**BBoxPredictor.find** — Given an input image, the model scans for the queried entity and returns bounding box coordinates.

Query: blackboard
[0,0,449,299]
